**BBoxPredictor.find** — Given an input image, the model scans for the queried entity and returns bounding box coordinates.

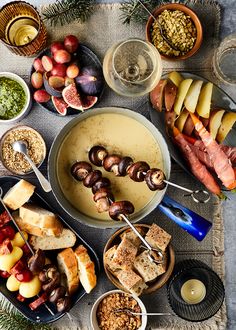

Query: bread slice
[104,245,122,275]
[120,227,144,248]
[19,204,63,237]
[74,245,97,293]
[145,223,171,252]
[14,213,44,237]
[57,248,79,295]
[29,229,76,250]
[117,269,148,296]
[3,179,35,210]
[112,237,138,269]
[133,250,166,283]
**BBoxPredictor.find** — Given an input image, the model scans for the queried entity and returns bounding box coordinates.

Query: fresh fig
[81,95,98,110]
[52,96,68,116]
[62,84,83,110]
[75,66,104,96]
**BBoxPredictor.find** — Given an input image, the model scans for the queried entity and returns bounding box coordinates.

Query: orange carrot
[173,127,221,195]
[189,112,236,190]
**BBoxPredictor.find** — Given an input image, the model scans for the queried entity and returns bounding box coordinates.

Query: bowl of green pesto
[0,72,32,123]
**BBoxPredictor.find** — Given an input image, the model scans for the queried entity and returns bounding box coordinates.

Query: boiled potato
[168,71,184,87]
[175,109,189,132]
[6,275,21,292]
[174,79,193,115]
[19,275,41,298]
[184,80,203,113]
[150,79,167,112]
[196,82,213,118]
[0,246,23,272]
[216,112,236,143]
[209,109,225,139]
[11,232,28,248]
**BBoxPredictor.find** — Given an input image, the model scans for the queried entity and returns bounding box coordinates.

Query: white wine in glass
[103,38,162,97]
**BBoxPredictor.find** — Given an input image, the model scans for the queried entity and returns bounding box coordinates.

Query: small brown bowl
[103,224,175,295]
[146,3,203,60]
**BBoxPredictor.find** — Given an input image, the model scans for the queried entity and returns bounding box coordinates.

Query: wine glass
[103,38,162,97]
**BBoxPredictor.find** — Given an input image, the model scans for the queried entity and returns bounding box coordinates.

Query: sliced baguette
[104,245,121,275]
[3,179,35,210]
[74,245,97,293]
[29,229,76,250]
[119,227,144,248]
[57,248,79,295]
[145,223,171,252]
[13,213,44,237]
[19,204,63,237]
[117,269,148,296]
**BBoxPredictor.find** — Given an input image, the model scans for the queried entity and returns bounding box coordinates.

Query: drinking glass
[0,1,47,56]
[103,38,162,97]
[212,33,236,85]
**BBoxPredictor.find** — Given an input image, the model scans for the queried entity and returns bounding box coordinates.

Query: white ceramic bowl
[0,72,32,123]
[90,289,147,330]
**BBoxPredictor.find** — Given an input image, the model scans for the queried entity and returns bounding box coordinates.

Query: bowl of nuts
[0,125,46,175]
[90,289,147,330]
[146,3,203,60]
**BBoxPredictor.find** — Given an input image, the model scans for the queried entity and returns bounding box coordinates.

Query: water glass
[212,33,236,85]
[103,38,162,97]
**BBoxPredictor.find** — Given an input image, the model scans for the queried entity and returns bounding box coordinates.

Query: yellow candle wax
[180,279,206,304]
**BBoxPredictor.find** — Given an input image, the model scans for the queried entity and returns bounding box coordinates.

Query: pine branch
[0,297,56,330]
[41,0,96,26]
[119,0,185,24]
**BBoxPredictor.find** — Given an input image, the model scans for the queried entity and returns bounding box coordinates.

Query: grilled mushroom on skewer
[83,170,102,188]
[49,286,66,304]
[145,169,167,191]
[92,177,111,194]
[128,161,150,182]
[28,249,45,274]
[93,188,114,213]
[71,161,92,181]
[89,145,108,166]
[109,201,135,221]
[118,156,133,176]
[56,296,71,313]
[103,155,122,176]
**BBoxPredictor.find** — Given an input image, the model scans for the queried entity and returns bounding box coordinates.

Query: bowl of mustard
[0,72,32,123]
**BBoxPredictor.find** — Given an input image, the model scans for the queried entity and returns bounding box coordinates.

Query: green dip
[0,77,26,120]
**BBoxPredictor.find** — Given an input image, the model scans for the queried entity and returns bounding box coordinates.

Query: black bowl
[167,259,225,322]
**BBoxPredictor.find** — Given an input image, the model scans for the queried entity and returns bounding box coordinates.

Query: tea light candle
[180,279,206,304]
[14,25,38,46]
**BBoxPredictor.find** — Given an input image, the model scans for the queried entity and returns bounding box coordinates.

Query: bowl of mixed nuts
[90,289,147,330]
[146,3,203,60]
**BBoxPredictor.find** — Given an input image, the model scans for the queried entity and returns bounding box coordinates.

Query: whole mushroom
[93,187,114,213]
[103,155,122,176]
[28,249,45,274]
[92,177,111,194]
[89,146,108,166]
[56,296,71,313]
[39,264,61,292]
[71,161,92,181]
[83,170,102,188]
[49,286,66,304]
[145,168,166,191]
[109,201,134,221]
[128,161,150,182]
[118,156,133,176]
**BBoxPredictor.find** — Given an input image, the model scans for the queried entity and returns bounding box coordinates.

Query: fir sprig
[119,0,185,24]
[0,297,55,330]
[41,0,96,26]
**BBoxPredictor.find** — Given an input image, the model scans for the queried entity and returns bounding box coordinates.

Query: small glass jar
[212,33,236,85]
[0,1,47,56]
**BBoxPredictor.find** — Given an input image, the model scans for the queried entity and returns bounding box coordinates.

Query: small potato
[0,246,23,272]
[6,275,21,291]
[19,275,41,298]
[11,232,28,248]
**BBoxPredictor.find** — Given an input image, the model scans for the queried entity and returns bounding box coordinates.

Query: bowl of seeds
[146,3,203,60]
[0,125,46,175]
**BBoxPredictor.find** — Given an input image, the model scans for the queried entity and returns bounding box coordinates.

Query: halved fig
[62,84,83,111]
[81,95,98,110]
[52,96,68,116]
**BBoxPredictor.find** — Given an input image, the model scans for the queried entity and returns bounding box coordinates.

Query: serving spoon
[12,140,52,193]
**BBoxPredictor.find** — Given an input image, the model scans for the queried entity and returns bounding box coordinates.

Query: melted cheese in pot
[57,113,164,220]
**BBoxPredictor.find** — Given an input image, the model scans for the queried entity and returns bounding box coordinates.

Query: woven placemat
[0,1,226,329]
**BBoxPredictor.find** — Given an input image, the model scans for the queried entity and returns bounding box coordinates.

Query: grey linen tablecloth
[0,1,229,329]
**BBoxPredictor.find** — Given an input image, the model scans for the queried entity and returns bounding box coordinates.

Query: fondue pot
[48,107,211,241]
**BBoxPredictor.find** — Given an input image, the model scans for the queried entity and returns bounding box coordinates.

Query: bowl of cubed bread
[103,223,175,295]
[146,3,203,60]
